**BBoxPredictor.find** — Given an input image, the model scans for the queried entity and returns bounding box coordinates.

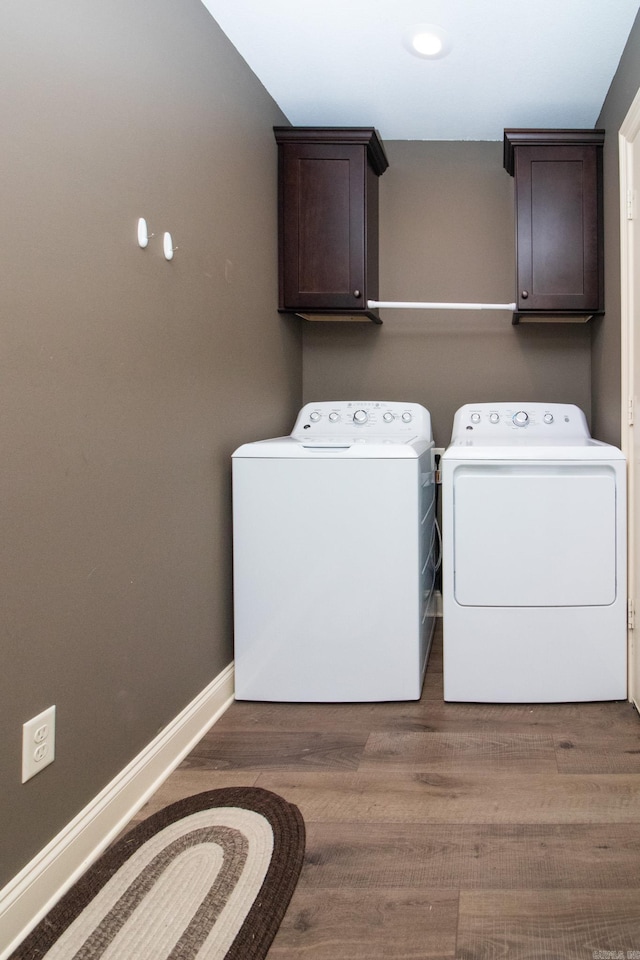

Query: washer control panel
[450,403,590,441]
[292,401,433,442]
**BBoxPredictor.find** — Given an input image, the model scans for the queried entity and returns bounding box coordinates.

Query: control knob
[353,409,368,424]
[402,412,412,423]
[383,412,394,423]
[309,411,321,422]
[513,410,529,427]
[470,413,481,424]
[543,413,554,424]
[489,413,500,424]
[329,412,340,422]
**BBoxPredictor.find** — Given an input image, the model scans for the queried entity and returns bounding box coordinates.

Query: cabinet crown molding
[503,128,604,176]
[274,126,389,177]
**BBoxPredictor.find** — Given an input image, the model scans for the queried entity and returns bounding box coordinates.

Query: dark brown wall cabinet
[274,127,389,323]
[503,129,604,324]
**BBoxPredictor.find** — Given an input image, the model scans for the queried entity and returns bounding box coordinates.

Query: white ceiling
[200,0,639,140]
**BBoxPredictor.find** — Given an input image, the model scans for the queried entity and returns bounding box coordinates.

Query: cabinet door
[514,144,602,313]
[279,143,366,311]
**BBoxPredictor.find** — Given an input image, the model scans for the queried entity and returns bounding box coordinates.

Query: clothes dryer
[442,403,626,702]
[232,401,437,701]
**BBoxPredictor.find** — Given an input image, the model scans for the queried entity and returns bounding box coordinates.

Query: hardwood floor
[129,622,640,958]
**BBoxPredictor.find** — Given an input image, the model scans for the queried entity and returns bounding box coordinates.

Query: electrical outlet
[22,706,56,783]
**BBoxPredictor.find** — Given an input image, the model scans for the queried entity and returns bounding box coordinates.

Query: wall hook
[137,217,154,248]
[163,231,178,261]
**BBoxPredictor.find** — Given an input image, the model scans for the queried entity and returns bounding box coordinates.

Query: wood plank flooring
[127,622,640,959]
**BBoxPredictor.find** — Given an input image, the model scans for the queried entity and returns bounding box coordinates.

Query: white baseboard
[0,662,235,959]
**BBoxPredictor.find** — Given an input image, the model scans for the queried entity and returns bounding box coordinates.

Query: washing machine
[442,402,626,703]
[232,400,437,702]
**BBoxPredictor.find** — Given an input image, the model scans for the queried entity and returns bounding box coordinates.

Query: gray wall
[302,141,591,446]
[0,1,301,885]
[593,9,640,446]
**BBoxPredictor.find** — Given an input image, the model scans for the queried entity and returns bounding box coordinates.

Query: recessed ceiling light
[403,23,452,60]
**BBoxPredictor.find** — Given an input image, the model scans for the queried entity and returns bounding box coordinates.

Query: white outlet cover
[22,705,56,783]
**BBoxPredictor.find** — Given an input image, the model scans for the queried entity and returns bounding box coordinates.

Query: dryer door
[453,463,618,607]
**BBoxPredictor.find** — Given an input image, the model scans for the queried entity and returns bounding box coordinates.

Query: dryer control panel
[451,403,590,441]
[292,401,433,442]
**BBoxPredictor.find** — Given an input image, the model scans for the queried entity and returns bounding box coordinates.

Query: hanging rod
[367,300,517,311]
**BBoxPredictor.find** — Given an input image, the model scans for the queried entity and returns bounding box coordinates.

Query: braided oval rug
[12,787,305,960]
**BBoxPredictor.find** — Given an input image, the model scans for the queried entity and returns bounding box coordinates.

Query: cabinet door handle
[521,290,529,299]
[353,289,362,298]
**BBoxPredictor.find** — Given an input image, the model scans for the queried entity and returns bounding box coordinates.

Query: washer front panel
[233,453,435,701]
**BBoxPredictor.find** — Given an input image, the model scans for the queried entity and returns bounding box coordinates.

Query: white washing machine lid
[443,402,625,461]
[233,400,434,459]
[233,435,432,459]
